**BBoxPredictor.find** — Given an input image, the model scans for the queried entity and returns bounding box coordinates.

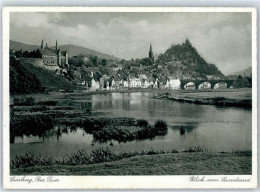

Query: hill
[231,66,252,77]
[10,40,120,61]
[10,40,40,51]
[10,59,76,95]
[156,39,224,79]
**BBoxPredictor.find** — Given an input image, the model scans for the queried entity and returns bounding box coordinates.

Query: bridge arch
[184,82,196,90]
[213,82,227,89]
[181,79,234,89]
[198,82,211,89]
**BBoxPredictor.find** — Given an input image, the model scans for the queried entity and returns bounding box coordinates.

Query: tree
[232,75,250,88]
[101,59,107,67]
[90,55,98,67]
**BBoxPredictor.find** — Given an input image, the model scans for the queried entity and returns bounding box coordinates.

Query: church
[39,39,68,67]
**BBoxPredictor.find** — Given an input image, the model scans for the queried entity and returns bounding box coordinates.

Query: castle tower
[45,43,48,48]
[41,39,44,49]
[149,43,154,62]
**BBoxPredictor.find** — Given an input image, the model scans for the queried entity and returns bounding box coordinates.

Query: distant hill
[10,40,120,61]
[10,40,40,51]
[231,66,252,77]
[157,39,224,79]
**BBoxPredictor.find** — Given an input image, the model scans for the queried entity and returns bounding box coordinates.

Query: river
[11,92,252,159]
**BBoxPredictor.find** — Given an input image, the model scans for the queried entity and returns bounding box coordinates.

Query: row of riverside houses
[80,72,182,91]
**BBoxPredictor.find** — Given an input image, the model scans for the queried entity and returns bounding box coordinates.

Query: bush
[13,98,21,105]
[37,101,58,106]
[11,153,53,168]
[136,119,148,127]
[25,97,36,105]
[13,97,36,106]
[154,120,168,134]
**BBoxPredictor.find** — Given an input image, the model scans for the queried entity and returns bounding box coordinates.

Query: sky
[10,12,252,74]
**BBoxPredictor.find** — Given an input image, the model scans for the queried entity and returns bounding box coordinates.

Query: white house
[153,78,159,89]
[166,76,181,90]
[139,74,150,88]
[129,78,141,88]
[123,80,129,87]
[91,78,100,90]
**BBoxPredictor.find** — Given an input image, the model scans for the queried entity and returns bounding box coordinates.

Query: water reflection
[171,122,199,136]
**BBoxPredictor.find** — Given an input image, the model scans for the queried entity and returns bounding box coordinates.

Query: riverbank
[11,151,252,175]
[155,88,252,108]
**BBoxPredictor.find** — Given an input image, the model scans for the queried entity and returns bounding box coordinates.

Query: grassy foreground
[11,151,251,175]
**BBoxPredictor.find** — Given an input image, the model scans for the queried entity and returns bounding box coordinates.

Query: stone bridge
[180,79,234,89]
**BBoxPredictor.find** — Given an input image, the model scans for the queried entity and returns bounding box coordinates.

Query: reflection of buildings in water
[80,102,92,110]
[111,93,123,100]
[122,100,130,109]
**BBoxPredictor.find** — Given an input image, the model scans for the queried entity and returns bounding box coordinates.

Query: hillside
[231,66,252,77]
[10,59,76,94]
[156,39,224,79]
[10,40,120,61]
[10,40,40,51]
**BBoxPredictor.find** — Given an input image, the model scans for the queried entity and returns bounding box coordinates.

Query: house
[39,40,68,67]
[157,64,163,69]
[123,80,129,87]
[82,72,100,91]
[166,76,181,90]
[153,78,160,89]
[138,74,149,88]
[111,64,123,72]
[206,75,221,80]
[99,75,114,90]
[129,77,141,88]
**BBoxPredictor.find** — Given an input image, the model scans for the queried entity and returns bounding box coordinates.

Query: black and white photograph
[2,7,257,189]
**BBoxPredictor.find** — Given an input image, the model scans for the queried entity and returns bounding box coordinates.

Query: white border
[2,7,258,189]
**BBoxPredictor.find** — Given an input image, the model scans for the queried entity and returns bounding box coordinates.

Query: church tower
[149,43,154,62]
[56,40,58,51]
[41,39,44,49]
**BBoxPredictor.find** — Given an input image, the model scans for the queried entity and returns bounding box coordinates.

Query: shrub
[136,119,148,127]
[13,97,36,106]
[13,98,21,105]
[154,120,168,134]
[25,97,36,105]
[37,100,58,106]
[10,153,53,168]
